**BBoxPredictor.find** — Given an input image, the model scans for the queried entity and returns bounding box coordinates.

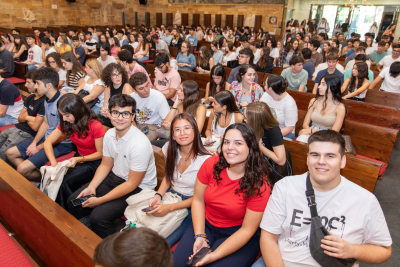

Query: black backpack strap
[305,174,318,217]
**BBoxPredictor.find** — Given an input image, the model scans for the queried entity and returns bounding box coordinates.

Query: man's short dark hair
[96,42,111,55]
[60,28,67,34]
[310,39,320,49]
[71,36,79,41]
[86,31,92,36]
[378,41,386,47]
[354,54,367,62]
[13,29,20,34]
[351,32,356,37]
[33,67,59,89]
[108,94,136,113]
[155,52,170,67]
[152,34,159,40]
[239,48,254,65]
[129,72,148,90]
[239,35,247,42]
[302,48,312,59]
[327,53,339,61]
[121,44,134,55]
[359,42,368,48]
[97,27,104,33]
[25,70,36,80]
[26,33,35,39]
[393,44,400,49]
[117,30,124,34]
[356,46,366,52]
[39,33,46,40]
[289,55,304,66]
[308,130,345,157]
[389,62,400,77]
[353,39,360,44]
[118,50,133,64]
[69,28,77,34]
[318,33,325,38]
[41,37,51,46]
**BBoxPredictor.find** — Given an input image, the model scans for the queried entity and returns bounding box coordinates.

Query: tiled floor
[361,137,400,266]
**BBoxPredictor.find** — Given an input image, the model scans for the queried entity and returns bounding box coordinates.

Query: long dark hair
[213,123,271,198]
[236,64,255,83]
[209,64,226,97]
[199,46,212,68]
[165,113,210,185]
[57,94,99,138]
[348,62,368,93]
[182,80,201,118]
[60,51,85,81]
[313,74,345,114]
[111,37,120,49]
[257,47,271,69]
[13,34,28,51]
[213,90,240,129]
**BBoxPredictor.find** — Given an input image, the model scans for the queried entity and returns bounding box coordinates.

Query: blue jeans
[91,105,101,115]
[284,132,295,139]
[28,65,38,71]
[252,257,265,267]
[165,187,192,246]
[0,114,19,126]
[137,55,149,62]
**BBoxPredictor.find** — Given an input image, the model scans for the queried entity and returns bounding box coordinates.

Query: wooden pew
[284,139,381,192]
[0,160,101,266]
[169,47,179,58]
[14,62,29,80]
[365,89,400,109]
[197,40,211,49]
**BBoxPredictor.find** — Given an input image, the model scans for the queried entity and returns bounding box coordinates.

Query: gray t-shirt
[0,49,15,78]
[281,68,308,91]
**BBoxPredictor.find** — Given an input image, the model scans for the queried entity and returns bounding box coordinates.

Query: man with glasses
[377,44,400,72]
[154,53,181,106]
[67,94,157,239]
[227,48,259,84]
[129,72,169,141]
[0,71,45,161]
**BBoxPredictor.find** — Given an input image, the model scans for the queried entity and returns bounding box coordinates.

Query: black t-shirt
[341,23,349,32]
[0,49,15,78]
[15,94,46,137]
[261,125,284,151]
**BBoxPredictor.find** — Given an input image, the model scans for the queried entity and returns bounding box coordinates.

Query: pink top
[154,68,181,101]
[128,63,153,88]
[110,46,118,57]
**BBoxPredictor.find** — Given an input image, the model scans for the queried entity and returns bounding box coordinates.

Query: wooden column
[237,15,244,28]
[182,13,189,25]
[166,13,173,26]
[156,13,163,26]
[255,15,262,33]
[215,14,222,27]
[134,12,138,26]
[193,14,200,26]
[145,12,150,27]
[226,15,234,28]
[204,14,211,27]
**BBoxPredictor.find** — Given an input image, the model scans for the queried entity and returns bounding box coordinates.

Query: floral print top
[229,82,264,103]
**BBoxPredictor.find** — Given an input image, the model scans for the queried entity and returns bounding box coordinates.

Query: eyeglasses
[111,73,122,78]
[393,50,400,53]
[48,61,56,64]
[173,126,193,136]
[110,110,134,119]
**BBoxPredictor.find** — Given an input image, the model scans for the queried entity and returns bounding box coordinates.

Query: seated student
[109,37,121,58]
[280,56,308,92]
[176,41,196,72]
[161,27,173,45]
[245,102,286,167]
[164,81,207,133]
[61,51,86,91]
[73,59,105,114]
[43,94,105,209]
[377,44,400,72]
[99,63,133,128]
[186,27,199,49]
[222,41,237,66]
[196,46,214,75]
[0,71,45,161]
[277,38,301,68]
[344,54,374,83]
[298,74,346,143]
[254,47,274,74]
[155,49,178,72]
[118,50,152,87]
[0,38,15,78]
[71,36,86,66]
[173,123,271,267]
[253,130,392,267]
[1,33,15,52]
[12,34,29,62]
[154,53,181,106]
[67,94,157,238]
[346,38,360,57]
[205,64,230,104]
[312,47,344,80]
[210,40,224,65]
[369,61,400,93]
[36,37,56,70]
[229,64,264,110]
[116,30,128,47]
[260,75,298,140]
[93,228,173,267]
[85,31,98,54]
[344,46,372,71]
[250,41,261,64]
[0,73,24,127]
[341,62,370,101]
[205,90,243,142]
[96,42,117,69]
[313,53,344,94]
[56,36,72,55]
[310,40,323,67]
[128,72,169,140]
[133,33,150,62]
[6,68,74,181]
[370,41,388,66]
[302,48,315,80]
[23,34,43,71]
[344,43,372,66]
[227,48,259,84]
[235,35,248,57]
[151,34,168,52]
[45,52,67,89]
[149,113,211,246]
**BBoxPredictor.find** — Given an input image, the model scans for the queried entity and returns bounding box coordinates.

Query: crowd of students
[0,20,395,267]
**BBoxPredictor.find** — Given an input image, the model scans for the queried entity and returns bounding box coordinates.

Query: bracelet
[155,192,163,200]
[194,234,208,240]
[311,129,313,134]
[172,107,177,110]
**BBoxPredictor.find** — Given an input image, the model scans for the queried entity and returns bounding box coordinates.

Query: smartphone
[71,194,96,206]
[186,247,211,267]
[141,126,149,135]
[141,206,156,212]
[204,141,216,147]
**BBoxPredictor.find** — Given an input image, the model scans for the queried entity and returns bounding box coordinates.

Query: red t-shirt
[57,120,105,156]
[198,155,271,228]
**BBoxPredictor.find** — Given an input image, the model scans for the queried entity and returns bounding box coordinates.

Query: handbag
[306,174,357,267]
[124,188,188,238]
[227,59,239,68]
[40,160,70,201]
[264,148,292,183]
[77,89,99,108]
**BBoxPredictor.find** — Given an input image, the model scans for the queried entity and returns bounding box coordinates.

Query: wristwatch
[79,156,85,163]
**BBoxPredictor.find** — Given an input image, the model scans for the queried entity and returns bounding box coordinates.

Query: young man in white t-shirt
[253,130,392,267]
[23,34,43,71]
[37,37,56,70]
[129,72,170,141]
[369,62,400,93]
[96,42,117,69]
[377,44,400,72]
[67,94,157,239]
[250,41,261,64]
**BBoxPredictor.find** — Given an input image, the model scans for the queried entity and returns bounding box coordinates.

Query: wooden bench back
[169,47,179,58]
[197,40,211,49]
[365,89,400,109]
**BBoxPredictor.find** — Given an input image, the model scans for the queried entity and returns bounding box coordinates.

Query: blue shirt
[315,68,344,86]
[346,49,355,57]
[44,90,71,143]
[176,52,196,72]
[303,60,315,80]
[119,39,128,47]
[74,46,86,66]
[187,35,198,48]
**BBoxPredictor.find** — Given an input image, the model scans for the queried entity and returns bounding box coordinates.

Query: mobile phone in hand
[186,247,211,267]
[71,194,96,206]
[204,141,216,147]
[142,206,156,212]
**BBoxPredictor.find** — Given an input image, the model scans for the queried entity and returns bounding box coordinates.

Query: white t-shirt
[27,45,43,67]
[58,69,67,88]
[129,89,170,125]
[103,125,157,189]
[270,48,280,58]
[366,46,376,55]
[379,67,400,93]
[97,55,117,69]
[253,48,261,64]
[45,47,56,57]
[222,52,237,64]
[162,142,211,197]
[83,76,105,108]
[313,62,345,77]
[260,173,392,267]
[260,93,298,133]
[130,42,138,49]
[378,55,400,69]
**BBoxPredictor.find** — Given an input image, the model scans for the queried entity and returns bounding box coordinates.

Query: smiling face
[110,106,135,131]
[292,40,299,50]
[222,129,249,166]
[242,68,256,84]
[111,69,122,85]
[172,119,194,146]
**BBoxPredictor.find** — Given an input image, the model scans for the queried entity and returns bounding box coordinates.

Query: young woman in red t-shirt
[44,94,105,209]
[173,123,272,267]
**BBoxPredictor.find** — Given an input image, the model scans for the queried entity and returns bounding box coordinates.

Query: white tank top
[212,113,236,137]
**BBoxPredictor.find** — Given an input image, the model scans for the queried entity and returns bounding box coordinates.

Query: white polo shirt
[103,125,157,189]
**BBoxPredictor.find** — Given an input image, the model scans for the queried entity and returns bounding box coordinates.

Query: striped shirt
[68,71,85,90]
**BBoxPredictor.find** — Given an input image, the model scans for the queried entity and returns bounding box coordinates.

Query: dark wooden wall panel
[193,14,200,25]
[182,13,189,25]
[145,12,150,27]
[166,13,173,26]
[237,15,244,28]
[204,14,212,27]
[226,15,234,28]
[156,13,162,26]
[255,15,262,33]
[215,14,222,27]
